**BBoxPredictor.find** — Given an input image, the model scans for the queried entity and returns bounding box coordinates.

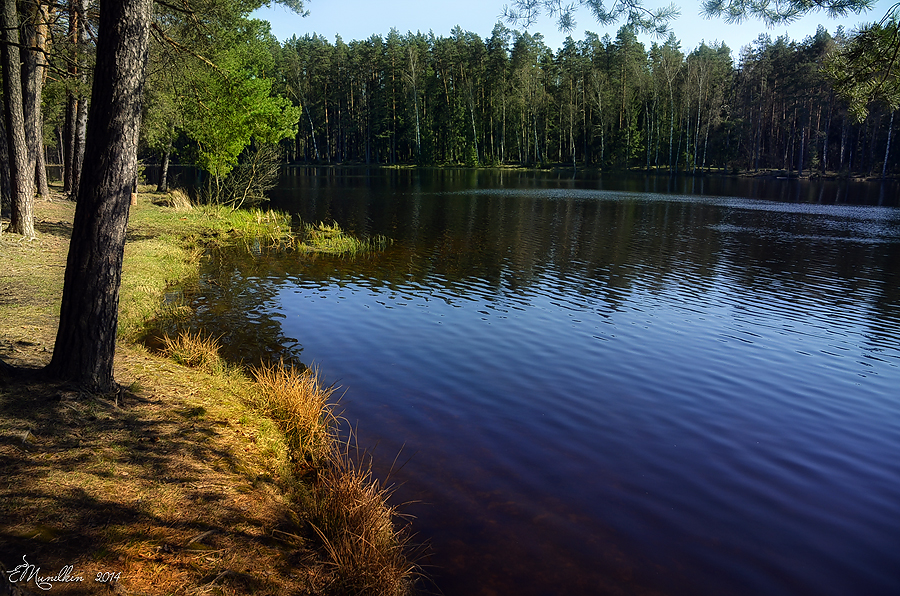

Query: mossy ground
[0,187,418,595]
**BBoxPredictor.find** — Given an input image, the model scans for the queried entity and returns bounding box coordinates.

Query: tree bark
[1,0,35,237]
[63,95,76,192]
[35,135,49,198]
[156,146,170,192]
[63,0,79,193]
[0,93,10,220]
[69,0,89,199]
[23,1,50,199]
[46,0,154,392]
[34,3,51,199]
[883,110,894,179]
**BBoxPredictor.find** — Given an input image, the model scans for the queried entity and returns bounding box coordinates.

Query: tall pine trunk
[23,1,49,199]
[47,0,153,392]
[63,95,76,192]
[63,0,79,193]
[0,93,10,222]
[1,0,34,237]
[70,0,89,199]
[34,3,50,199]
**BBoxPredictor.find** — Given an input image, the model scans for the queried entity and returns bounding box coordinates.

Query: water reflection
[180,169,900,596]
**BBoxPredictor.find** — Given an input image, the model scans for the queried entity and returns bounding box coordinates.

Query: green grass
[119,189,420,595]
[2,189,419,595]
[160,329,227,375]
[119,188,296,340]
[298,221,391,256]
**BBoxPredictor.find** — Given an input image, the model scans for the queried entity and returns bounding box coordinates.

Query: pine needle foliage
[825,10,900,121]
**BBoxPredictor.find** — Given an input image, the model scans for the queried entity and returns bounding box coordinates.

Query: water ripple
[193,183,900,596]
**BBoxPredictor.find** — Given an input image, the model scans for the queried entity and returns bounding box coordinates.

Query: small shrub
[194,145,282,209]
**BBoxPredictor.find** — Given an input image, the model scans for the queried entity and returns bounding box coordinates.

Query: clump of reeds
[249,362,339,466]
[298,221,390,256]
[161,329,225,374]
[307,451,419,596]
[248,363,421,594]
[236,208,294,244]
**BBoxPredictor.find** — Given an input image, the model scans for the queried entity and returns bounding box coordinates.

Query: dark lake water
[180,168,900,595]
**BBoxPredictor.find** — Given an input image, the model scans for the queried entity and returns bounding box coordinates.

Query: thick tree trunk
[1,0,34,237]
[46,0,154,392]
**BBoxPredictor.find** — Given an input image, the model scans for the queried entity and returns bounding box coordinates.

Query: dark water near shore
[182,169,900,595]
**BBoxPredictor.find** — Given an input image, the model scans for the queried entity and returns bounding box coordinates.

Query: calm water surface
[182,169,900,595]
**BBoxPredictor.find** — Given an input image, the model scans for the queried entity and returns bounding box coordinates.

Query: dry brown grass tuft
[247,363,421,595]
[151,188,193,210]
[161,329,225,374]
[307,452,420,596]
[250,362,339,467]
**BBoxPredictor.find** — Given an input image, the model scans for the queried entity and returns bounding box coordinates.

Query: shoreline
[0,188,420,595]
[269,161,900,182]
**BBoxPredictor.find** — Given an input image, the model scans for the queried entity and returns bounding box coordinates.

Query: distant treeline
[277,24,894,176]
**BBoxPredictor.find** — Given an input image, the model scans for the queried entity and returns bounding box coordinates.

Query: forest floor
[0,191,417,595]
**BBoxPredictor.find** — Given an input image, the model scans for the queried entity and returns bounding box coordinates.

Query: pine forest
[2,2,900,216]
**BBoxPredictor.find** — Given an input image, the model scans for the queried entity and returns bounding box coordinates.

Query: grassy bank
[0,188,419,595]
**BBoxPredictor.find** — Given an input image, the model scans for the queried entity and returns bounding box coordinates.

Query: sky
[252,0,895,59]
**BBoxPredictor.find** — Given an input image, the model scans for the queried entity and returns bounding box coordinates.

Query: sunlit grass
[3,189,420,595]
[131,187,293,248]
[160,329,226,375]
[246,361,420,594]
[150,188,192,210]
[122,189,419,594]
[249,362,339,467]
[299,221,391,256]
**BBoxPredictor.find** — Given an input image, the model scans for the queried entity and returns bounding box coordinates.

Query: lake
[178,168,900,595]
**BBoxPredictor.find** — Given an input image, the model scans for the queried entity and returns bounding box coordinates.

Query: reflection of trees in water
[183,171,900,365]
[175,246,307,369]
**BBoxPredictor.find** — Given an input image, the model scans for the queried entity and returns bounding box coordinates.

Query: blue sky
[252,0,894,58]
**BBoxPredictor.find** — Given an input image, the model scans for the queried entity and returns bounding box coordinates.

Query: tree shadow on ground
[34,219,73,240]
[0,361,321,595]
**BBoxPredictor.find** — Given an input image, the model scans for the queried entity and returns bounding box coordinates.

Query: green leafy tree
[177,19,300,198]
